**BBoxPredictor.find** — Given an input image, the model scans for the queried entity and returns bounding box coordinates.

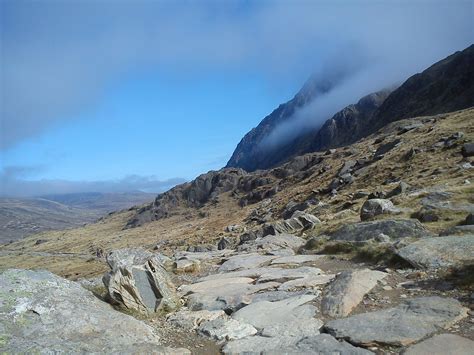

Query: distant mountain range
[0,191,155,244]
[227,44,474,171]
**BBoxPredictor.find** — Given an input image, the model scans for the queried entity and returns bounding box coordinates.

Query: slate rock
[330,219,430,243]
[103,248,179,314]
[403,333,474,355]
[396,235,474,269]
[276,334,374,355]
[0,269,187,354]
[218,237,233,250]
[360,199,400,221]
[232,294,316,330]
[321,269,387,317]
[461,143,474,157]
[219,253,277,272]
[324,297,468,346]
[167,309,227,330]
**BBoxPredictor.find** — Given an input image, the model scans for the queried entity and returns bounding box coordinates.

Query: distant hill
[227,44,474,172]
[0,192,155,244]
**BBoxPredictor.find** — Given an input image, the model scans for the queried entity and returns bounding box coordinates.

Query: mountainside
[0,192,155,244]
[1,108,473,354]
[225,71,348,172]
[227,44,474,172]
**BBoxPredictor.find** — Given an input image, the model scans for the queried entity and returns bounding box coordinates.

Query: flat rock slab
[0,269,187,354]
[279,274,335,291]
[276,334,374,355]
[270,254,325,265]
[321,269,387,317]
[219,253,277,272]
[325,297,468,346]
[185,282,280,312]
[223,334,373,355]
[198,318,257,341]
[396,235,474,269]
[238,233,305,253]
[257,266,323,283]
[403,333,474,355]
[179,277,254,295]
[330,219,430,243]
[232,294,316,330]
[261,318,323,338]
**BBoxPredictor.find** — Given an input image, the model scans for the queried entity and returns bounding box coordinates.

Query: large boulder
[263,212,320,236]
[321,269,387,318]
[396,235,474,269]
[324,297,468,346]
[103,248,179,314]
[330,219,430,243]
[360,199,400,221]
[0,269,187,354]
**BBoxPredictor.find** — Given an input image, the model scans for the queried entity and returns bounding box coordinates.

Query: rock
[257,266,323,283]
[198,318,257,341]
[239,231,259,244]
[374,138,402,158]
[0,269,187,354]
[321,269,387,317]
[412,208,439,222]
[238,233,305,253]
[270,254,324,266]
[281,200,311,219]
[218,237,232,250]
[167,309,227,330]
[103,248,179,314]
[223,333,372,355]
[339,160,357,176]
[324,297,468,346]
[353,191,370,199]
[226,224,245,233]
[175,258,201,273]
[464,213,474,225]
[277,334,374,355]
[386,181,410,197]
[278,274,335,291]
[360,199,400,221]
[180,277,254,295]
[261,317,323,338]
[219,253,277,272]
[263,212,320,236]
[396,235,474,269]
[330,219,430,243]
[187,244,216,252]
[232,294,316,330]
[439,225,474,236]
[461,143,474,157]
[403,333,474,355]
[398,122,424,133]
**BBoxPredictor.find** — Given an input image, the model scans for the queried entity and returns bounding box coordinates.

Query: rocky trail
[1,108,473,353]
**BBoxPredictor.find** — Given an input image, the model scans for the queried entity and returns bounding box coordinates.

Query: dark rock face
[226,87,390,172]
[227,45,474,172]
[368,45,474,133]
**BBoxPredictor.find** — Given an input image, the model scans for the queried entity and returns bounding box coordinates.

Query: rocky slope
[1,107,473,353]
[227,44,474,172]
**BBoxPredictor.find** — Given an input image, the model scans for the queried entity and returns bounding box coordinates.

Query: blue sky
[1,0,473,196]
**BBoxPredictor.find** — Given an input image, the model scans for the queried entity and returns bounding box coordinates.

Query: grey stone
[360,199,400,221]
[339,160,357,176]
[0,269,187,354]
[223,334,373,355]
[279,274,335,291]
[198,318,257,341]
[271,254,324,265]
[439,225,474,236]
[403,333,474,355]
[261,317,323,338]
[461,143,474,157]
[219,253,277,272]
[330,219,430,243]
[464,213,474,225]
[218,237,232,250]
[237,233,305,253]
[396,235,474,269]
[321,269,387,318]
[325,297,468,346]
[180,277,254,295]
[232,294,316,330]
[276,334,374,355]
[103,248,179,314]
[174,258,201,273]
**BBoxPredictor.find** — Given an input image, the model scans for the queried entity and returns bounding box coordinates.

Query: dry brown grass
[1,108,473,279]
